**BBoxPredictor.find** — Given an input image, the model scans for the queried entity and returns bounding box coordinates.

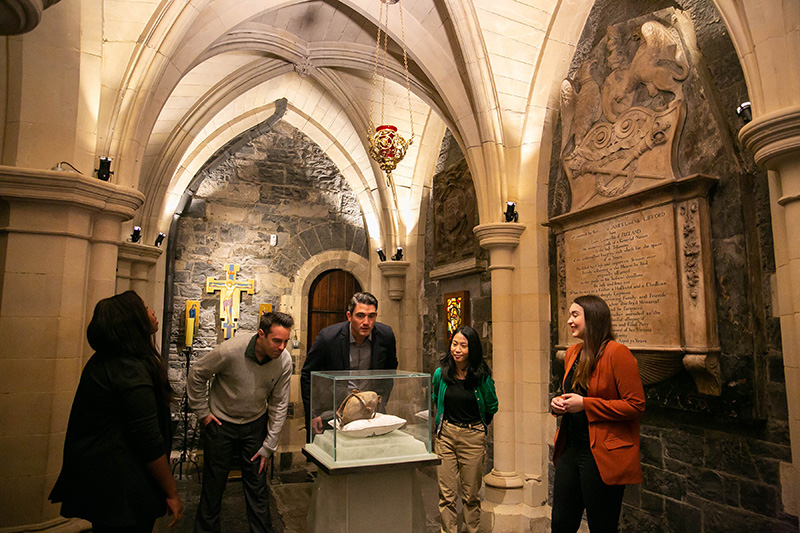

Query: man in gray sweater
[188,311,294,533]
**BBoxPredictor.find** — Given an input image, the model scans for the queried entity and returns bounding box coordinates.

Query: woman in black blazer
[50,291,183,532]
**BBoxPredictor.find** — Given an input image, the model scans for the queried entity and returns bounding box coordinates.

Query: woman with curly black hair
[50,290,183,532]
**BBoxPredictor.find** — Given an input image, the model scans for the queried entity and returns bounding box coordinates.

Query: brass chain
[380,3,389,127]
[398,0,414,144]
[368,1,385,138]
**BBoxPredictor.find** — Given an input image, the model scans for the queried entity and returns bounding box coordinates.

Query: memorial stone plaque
[564,205,679,348]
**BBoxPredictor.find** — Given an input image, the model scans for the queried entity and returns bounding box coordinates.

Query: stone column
[0,166,143,530]
[740,106,800,520]
[378,260,410,369]
[117,242,162,301]
[473,222,526,530]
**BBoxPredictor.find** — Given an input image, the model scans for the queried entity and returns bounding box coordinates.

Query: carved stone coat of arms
[561,19,690,211]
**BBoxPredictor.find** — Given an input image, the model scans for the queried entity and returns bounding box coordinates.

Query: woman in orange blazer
[550,295,645,532]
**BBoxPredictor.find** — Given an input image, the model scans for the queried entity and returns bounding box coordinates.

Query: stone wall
[167,120,367,451]
[548,0,795,531]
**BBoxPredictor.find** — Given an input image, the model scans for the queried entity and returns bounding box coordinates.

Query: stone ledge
[429,257,487,280]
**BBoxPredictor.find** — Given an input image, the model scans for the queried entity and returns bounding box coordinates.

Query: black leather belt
[445,419,485,432]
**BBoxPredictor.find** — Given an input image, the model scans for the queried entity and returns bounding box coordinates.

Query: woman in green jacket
[432,326,498,533]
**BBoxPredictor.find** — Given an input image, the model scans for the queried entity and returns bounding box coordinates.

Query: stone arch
[289,250,370,359]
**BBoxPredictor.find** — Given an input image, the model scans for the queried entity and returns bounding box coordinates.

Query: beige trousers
[435,420,486,533]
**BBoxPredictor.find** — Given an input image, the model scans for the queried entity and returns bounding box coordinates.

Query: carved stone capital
[739,105,800,169]
[0,166,144,245]
[472,223,526,250]
[378,261,409,301]
[0,0,61,35]
[0,165,144,220]
[118,242,163,265]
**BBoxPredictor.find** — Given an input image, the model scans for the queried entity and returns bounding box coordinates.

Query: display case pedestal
[303,445,439,533]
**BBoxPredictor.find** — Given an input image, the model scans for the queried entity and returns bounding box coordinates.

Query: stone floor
[153,461,443,533]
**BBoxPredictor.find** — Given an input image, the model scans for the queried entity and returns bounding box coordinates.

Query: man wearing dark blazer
[301,291,398,438]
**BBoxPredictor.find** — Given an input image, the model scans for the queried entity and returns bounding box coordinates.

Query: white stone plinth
[304,451,434,533]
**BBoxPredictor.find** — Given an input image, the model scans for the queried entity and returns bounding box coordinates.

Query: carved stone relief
[680,200,700,301]
[294,57,315,78]
[551,9,721,395]
[433,159,479,267]
[561,19,689,212]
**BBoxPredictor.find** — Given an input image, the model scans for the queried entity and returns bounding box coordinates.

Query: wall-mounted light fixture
[130,226,142,243]
[736,102,752,124]
[392,247,404,261]
[504,202,518,222]
[154,232,166,247]
[96,157,113,181]
[376,248,387,262]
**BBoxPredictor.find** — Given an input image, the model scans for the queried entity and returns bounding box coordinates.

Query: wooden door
[307,270,362,347]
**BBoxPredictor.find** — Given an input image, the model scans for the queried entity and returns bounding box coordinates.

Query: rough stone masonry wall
[168,121,367,449]
[548,0,795,531]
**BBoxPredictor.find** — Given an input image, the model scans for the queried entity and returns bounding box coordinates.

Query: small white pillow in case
[340,413,407,438]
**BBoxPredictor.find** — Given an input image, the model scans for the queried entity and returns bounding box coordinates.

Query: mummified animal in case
[336,389,382,426]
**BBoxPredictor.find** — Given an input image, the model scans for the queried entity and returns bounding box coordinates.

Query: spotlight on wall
[154,232,166,247]
[376,248,387,262]
[392,247,404,261]
[96,157,114,181]
[504,201,519,222]
[130,226,142,243]
[736,102,752,124]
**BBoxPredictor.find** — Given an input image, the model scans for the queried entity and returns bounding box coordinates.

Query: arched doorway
[307,269,362,347]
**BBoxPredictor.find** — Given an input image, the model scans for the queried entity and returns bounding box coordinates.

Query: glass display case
[304,370,437,470]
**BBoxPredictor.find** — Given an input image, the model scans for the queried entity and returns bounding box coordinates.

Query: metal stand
[172,346,201,480]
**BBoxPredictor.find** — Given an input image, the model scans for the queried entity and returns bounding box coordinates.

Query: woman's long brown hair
[572,295,615,391]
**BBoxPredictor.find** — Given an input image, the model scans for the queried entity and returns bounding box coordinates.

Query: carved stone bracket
[683,351,721,396]
[378,261,409,301]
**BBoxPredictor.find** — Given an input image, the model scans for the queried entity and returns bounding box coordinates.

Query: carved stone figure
[433,159,478,265]
[630,22,689,101]
[561,61,602,155]
[600,26,635,122]
[561,18,689,212]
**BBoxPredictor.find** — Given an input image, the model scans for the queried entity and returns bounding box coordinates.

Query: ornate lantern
[368,0,414,182]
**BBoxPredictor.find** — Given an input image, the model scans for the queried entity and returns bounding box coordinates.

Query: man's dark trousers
[194,413,273,533]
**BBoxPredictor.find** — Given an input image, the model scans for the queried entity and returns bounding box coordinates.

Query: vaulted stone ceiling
[99,0,574,250]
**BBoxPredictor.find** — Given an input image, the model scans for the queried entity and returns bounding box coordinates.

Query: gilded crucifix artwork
[206,263,255,339]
